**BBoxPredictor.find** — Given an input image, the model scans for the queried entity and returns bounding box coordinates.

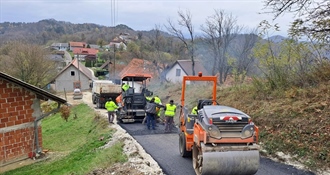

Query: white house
[165,60,210,83]
[48,58,95,92]
[108,41,127,50]
[51,43,69,51]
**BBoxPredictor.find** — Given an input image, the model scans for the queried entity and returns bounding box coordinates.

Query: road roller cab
[179,72,260,175]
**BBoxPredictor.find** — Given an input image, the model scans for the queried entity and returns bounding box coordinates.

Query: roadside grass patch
[2,103,127,175]
[220,82,330,171]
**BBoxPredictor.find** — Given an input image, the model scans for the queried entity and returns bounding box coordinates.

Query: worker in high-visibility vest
[105,98,119,124]
[153,95,163,124]
[164,100,176,133]
[191,106,198,115]
[122,83,129,92]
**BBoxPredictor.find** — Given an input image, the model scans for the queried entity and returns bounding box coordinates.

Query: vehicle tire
[193,143,202,175]
[96,99,101,109]
[179,132,192,157]
[92,95,96,104]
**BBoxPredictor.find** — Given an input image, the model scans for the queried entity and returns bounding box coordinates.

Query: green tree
[0,41,57,86]
[85,60,92,67]
[97,38,106,48]
[126,42,141,58]
[252,39,316,90]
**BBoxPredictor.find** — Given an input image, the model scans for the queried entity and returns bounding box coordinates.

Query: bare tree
[150,25,168,82]
[0,41,57,86]
[231,29,259,82]
[166,9,196,75]
[201,9,242,84]
[263,0,330,42]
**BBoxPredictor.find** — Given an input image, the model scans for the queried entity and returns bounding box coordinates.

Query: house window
[176,69,181,76]
[71,71,75,76]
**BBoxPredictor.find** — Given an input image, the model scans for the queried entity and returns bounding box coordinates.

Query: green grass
[2,104,127,175]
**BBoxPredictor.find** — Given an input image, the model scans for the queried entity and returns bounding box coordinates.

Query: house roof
[51,43,69,47]
[0,72,67,104]
[73,48,98,55]
[88,44,100,49]
[112,37,124,43]
[49,58,95,83]
[118,58,154,79]
[48,54,64,62]
[121,73,152,81]
[100,60,112,69]
[54,51,65,55]
[71,58,95,80]
[174,60,210,76]
[69,42,86,47]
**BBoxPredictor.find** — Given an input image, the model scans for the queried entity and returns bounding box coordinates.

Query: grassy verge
[2,103,127,175]
[219,82,329,170]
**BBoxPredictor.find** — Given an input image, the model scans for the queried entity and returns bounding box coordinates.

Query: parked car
[73,88,83,99]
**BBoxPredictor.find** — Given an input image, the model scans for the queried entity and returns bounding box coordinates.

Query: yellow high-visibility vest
[165,104,176,117]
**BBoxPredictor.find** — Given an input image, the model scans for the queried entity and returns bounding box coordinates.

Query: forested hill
[0,19,150,45]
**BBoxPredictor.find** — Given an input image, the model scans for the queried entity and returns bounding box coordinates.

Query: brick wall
[0,79,42,164]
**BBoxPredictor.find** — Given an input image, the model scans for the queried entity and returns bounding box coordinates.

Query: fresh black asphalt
[118,122,316,175]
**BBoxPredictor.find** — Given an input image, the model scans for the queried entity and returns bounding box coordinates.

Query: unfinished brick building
[0,72,66,166]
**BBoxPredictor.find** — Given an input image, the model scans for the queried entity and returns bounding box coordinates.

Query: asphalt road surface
[118,122,316,175]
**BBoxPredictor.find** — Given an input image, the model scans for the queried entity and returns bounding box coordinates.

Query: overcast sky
[0,0,292,36]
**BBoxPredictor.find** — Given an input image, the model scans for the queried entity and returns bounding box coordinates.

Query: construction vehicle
[91,80,122,108]
[179,72,260,175]
[116,73,153,123]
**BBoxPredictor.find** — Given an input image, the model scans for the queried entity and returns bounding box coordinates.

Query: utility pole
[111,0,117,81]
[113,46,116,78]
[108,52,111,80]
[77,49,81,88]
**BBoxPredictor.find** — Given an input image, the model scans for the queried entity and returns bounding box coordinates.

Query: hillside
[0,19,160,46]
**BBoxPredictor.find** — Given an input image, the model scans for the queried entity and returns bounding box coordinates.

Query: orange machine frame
[180,72,217,107]
[180,72,259,151]
[180,72,217,151]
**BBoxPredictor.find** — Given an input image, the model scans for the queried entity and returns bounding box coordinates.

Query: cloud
[0,0,292,36]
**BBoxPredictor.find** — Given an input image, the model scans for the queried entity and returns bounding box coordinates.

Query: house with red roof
[69,42,86,51]
[73,48,98,61]
[118,58,157,92]
[118,58,157,78]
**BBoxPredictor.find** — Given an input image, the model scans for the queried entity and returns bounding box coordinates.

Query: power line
[110,0,117,79]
